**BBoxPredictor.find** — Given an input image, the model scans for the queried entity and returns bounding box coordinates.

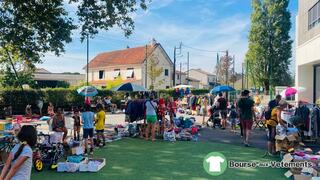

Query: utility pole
[246,60,249,89]
[179,62,182,85]
[242,62,244,90]
[173,43,182,86]
[233,55,235,88]
[86,34,89,86]
[145,45,148,89]
[187,52,190,85]
[216,53,219,87]
[225,50,229,86]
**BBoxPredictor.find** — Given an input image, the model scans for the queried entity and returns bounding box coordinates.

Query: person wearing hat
[237,90,255,147]
[265,100,288,156]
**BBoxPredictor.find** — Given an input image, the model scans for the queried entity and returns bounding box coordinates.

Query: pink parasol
[280,87,297,97]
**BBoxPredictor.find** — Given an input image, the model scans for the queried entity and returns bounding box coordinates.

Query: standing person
[82,104,95,155]
[145,95,158,141]
[72,109,81,141]
[95,104,106,147]
[217,93,228,130]
[202,96,209,125]
[168,97,177,123]
[25,105,32,118]
[265,95,282,120]
[0,125,37,180]
[157,98,166,135]
[47,102,55,116]
[228,105,238,133]
[237,90,255,147]
[265,100,288,156]
[52,108,68,142]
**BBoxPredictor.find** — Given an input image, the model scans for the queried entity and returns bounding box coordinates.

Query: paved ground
[103,113,269,150]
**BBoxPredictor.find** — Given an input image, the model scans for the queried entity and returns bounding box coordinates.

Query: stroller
[207,106,221,128]
[33,132,67,172]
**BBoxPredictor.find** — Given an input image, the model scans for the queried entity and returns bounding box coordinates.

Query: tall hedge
[0,88,210,114]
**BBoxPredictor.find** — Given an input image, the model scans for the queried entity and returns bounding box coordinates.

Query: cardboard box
[287,135,297,142]
[282,153,293,163]
[57,162,80,172]
[294,175,312,180]
[79,158,106,172]
[275,135,286,141]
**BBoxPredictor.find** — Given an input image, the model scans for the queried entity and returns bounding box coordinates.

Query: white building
[86,41,173,90]
[296,0,320,102]
[187,69,216,89]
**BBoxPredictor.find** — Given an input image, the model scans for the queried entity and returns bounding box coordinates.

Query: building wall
[141,47,173,90]
[297,0,320,46]
[296,0,320,102]
[188,70,209,89]
[175,73,187,85]
[88,64,142,82]
[34,73,85,86]
[189,81,200,89]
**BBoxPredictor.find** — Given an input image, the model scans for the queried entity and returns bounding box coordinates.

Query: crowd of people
[0,89,306,179]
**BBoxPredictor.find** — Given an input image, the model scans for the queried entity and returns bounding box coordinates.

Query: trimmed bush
[0,88,210,114]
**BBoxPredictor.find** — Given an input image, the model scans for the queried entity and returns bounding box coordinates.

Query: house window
[308,1,320,30]
[113,69,121,79]
[177,74,180,80]
[166,86,170,89]
[99,70,104,80]
[126,68,134,79]
[165,69,169,76]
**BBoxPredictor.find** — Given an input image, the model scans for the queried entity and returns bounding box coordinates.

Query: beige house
[296,0,320,102]
[175,71,200,89]
[187,69,216,89]
[86,41,173,90]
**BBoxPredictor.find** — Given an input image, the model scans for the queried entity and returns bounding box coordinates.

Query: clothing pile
[172,116,199,142]
[283,147,320,179]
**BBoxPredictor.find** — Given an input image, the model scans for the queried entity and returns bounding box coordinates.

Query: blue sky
[39,0,298,74]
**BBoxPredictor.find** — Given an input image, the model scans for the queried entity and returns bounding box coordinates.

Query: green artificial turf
[31,138,286,180]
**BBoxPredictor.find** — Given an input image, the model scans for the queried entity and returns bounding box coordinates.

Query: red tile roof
[87,44,157,69]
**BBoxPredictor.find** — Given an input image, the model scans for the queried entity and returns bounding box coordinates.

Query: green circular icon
[203,152,227,176]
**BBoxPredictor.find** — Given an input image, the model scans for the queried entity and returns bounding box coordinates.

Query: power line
[181,43,226,53]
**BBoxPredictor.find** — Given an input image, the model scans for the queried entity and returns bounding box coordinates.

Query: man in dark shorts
[237,90,255,147]
[217,93,228,130]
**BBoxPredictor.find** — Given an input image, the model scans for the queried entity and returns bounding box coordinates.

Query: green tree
[0,0,148,87]
[147,54,164,90]
[246,0,293,93]
[216,55,234,85]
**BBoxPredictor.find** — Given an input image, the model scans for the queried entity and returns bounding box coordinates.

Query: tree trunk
[264,80,269,95]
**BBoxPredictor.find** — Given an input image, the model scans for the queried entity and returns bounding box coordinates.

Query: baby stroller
[33,132,67,172]
[207,106,221,128]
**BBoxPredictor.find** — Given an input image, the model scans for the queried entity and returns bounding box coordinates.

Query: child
[95,104,106,147]
[0,125,37,180]
[82,104,95,155]
[229,105,238,132]
[72,109,81,141]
